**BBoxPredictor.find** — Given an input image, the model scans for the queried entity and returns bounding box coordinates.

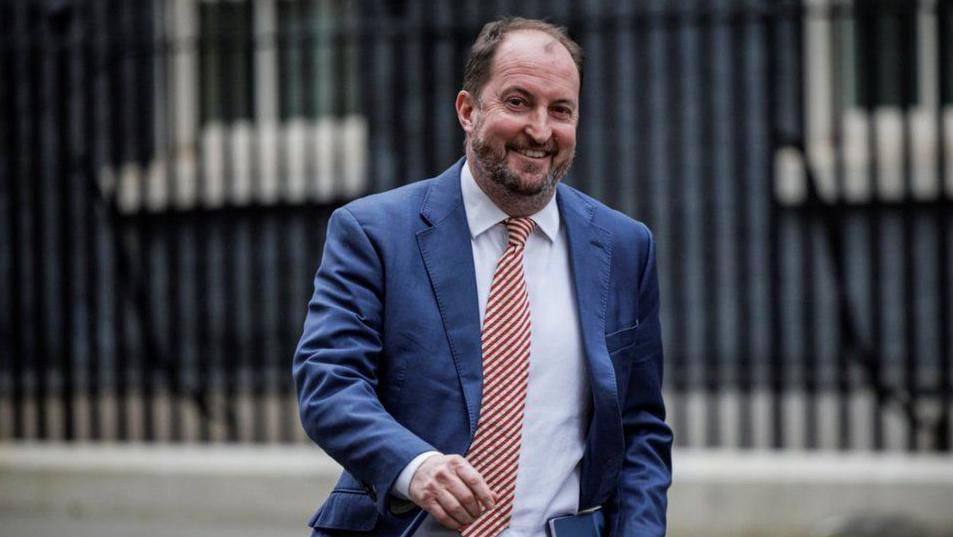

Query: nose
[524,108,552,145]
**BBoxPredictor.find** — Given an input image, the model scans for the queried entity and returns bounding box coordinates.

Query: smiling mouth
[511,147,551,159]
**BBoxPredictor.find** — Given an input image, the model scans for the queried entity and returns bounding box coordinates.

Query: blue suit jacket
[293,160,672,536]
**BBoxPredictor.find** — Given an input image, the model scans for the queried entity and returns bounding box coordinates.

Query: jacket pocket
[605,323,638,354]
[308,490,380,532]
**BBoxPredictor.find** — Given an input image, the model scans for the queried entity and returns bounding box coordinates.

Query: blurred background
[1,0,951,536]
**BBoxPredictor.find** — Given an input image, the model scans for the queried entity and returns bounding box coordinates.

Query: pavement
[3,444,953,537]
[2,514,302,537]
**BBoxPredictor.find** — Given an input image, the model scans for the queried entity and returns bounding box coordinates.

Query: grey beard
[470,134,574,197]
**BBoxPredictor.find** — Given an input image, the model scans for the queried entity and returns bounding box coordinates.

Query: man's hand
[408,454,497,530]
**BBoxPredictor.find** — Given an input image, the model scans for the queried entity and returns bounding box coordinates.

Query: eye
[505,96,528,109]
[552,105,574,119]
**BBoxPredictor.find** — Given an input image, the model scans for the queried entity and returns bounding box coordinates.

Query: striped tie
[463,217,535,537]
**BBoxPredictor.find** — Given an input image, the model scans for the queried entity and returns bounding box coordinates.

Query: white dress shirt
[393,161,591,537]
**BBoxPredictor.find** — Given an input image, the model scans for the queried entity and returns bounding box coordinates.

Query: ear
[455,90,478,134]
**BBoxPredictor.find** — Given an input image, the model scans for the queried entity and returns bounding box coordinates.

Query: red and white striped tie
[462,217,535,537]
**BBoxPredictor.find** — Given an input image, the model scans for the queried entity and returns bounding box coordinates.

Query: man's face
[461,30,580,199]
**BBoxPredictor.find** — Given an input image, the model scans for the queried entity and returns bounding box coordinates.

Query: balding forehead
[500,30,571,59]
[542,39,561,54]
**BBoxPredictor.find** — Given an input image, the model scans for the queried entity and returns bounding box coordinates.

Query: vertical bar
[617,3,636,218]
[275,0,291,202]
[634,8,652,225]
[278,207,304,442]
[249,0,266,445]
[226,216,247,442]
[332,0,350,188]
[300,0,322,442]
[197,217,213,444]
[281,212,299,447]
[665,4,689,448]
[195,2,213,443]
[0,0,13,439]
[764,6,785,450]
[828,0,851,451]
[602,8,620,210]
[432,0,456,170]
[698,4,720,448]
[164,213,185,444]
[216,2,233,442]
[936,0,952,453]
[359,2,377,191]
[277,208,294,443]
[6,0,26,440]
[32,0,50,440]
[792,2,818,450]
[345,1,365,184]
[421,0,436,175]
[160,0,184,443]
[218,3,234,446]
[53,0,76,442]
[730,1,754,450]
[577,1,603,200]
[898,1,919,452]
[859,0,885,451]
[108,0,130,442]
[276,0,300,440]
[332,3,353,191]
[78,0,101,442]
[273,0,293,439]
[227,0,245,441]
[131,1,156,443]
[301,0,316,197]
[392,7,408,185]
[250,217,265,444]
[405,0,424,180]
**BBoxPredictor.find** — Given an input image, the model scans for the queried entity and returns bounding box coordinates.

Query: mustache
[506,140,557,155]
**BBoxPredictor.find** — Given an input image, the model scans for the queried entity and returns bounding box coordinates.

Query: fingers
[453,459,497,511]
[408,454,497,530]
[436,487,476,528]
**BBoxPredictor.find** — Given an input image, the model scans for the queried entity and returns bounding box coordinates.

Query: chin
[503,171,553,197]
[509,161,550,185]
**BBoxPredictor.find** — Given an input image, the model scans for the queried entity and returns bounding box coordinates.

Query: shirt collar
[460,159,560,243]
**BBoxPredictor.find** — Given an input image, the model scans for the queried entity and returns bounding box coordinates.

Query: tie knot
[504,217,535,248]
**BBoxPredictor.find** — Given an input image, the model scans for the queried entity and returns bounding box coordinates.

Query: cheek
[555,127,577,151]
[482,115,525,139]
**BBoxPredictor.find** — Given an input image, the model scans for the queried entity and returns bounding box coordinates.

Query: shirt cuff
[392,451,443,500]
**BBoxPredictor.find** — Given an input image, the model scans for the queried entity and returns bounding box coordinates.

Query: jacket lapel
[558,184,623,508]
[416,160,483,442]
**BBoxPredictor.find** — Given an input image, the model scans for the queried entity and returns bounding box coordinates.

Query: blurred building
[1,0,952,455]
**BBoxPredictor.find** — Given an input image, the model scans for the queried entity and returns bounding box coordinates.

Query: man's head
[456,18,583,217]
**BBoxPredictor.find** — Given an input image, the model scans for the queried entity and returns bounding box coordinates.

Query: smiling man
[294,17,672,537]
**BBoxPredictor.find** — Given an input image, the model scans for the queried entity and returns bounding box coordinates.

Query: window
[277,0,361,120]
[101,0,368,213]
[199,1,255,124]
[777,0,953,205]
[851,0,919,109]
[943,1,953,105]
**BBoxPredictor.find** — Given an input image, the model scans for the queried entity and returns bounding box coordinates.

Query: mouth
[510,147,552,160]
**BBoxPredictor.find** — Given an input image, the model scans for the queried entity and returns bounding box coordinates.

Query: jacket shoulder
[559,183,654,247]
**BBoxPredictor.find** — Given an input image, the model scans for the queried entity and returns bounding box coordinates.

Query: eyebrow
[500,85,577,109]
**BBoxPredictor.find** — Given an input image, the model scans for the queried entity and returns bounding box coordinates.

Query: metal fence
[1,0,951,451]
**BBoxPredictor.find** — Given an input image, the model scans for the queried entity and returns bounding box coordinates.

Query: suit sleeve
[293,207,435,516]
[610,226,673,536]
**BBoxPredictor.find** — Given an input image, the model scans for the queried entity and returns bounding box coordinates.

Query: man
[294,17,672,537]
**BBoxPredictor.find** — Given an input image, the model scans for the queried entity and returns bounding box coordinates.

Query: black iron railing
[1,0,951,450]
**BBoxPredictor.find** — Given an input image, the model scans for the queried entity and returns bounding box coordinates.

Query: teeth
[518,149,547,158]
